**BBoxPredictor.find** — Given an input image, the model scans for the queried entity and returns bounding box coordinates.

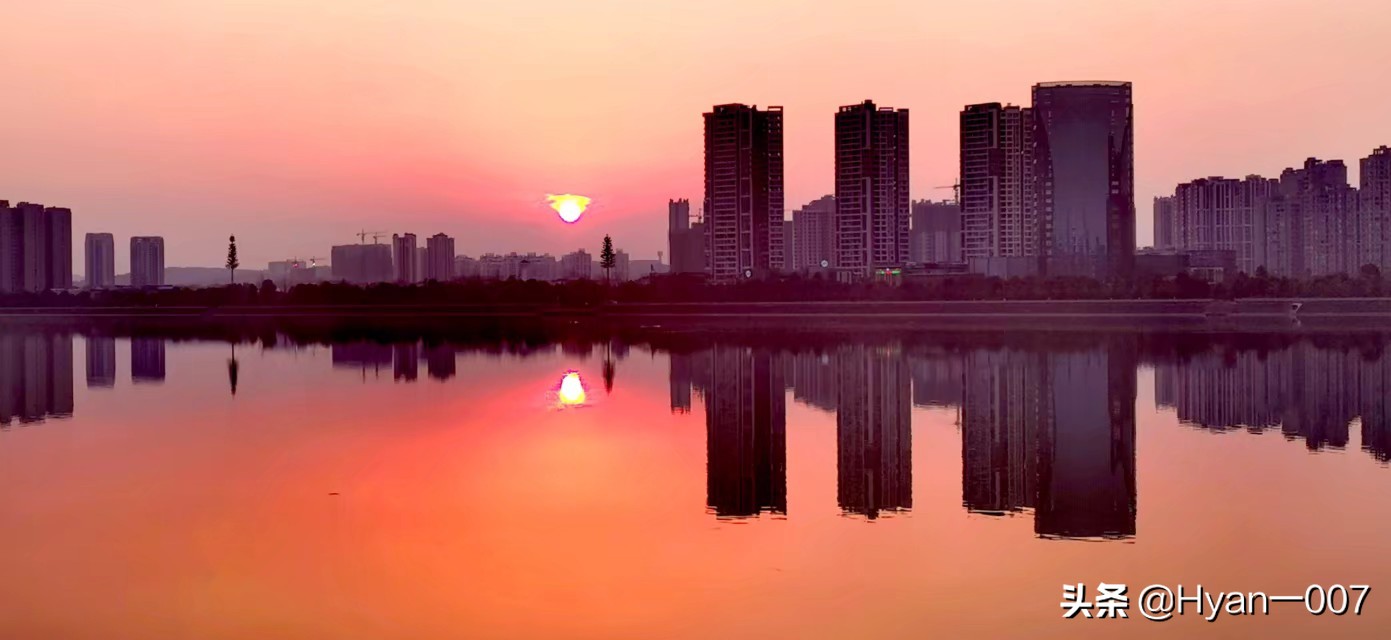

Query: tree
[226,236,240,284]
[599,235,616,283]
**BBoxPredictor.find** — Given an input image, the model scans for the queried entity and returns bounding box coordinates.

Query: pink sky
[2,0,1389,271]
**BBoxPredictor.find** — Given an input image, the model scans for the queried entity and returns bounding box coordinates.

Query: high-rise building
[668,198,706,275]
[1169,175,1278,274]
[1261,158,1357,277]
[910,200,963,265]
[791,195,836,272]
[703,104,784,281]
[129,236,165,287]
[84,233,115,289]
[560,249,593,280]
[391,233,418,283]
[1358,147,1391,272]
[960,103,1034,266]
[425,233,455,282]
[1152,196,1176,251]
[613,249,631,282]
[0,202,72,293]
[330,244,393,283]
[1032,81,1135,280]
[835,101,910,277]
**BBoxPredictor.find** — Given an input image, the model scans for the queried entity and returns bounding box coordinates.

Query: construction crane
[356,230,387,244]
[933,182,962,205]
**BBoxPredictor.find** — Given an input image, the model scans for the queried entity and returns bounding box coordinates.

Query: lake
[0,321,1387,638]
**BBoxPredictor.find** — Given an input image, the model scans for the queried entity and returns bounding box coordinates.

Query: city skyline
[4,2,1389,270]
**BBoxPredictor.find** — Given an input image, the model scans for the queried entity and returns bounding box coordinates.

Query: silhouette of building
[1260,158,1357,278]
[0,201,72,293]
[612,249,631,282]
[1032,82,1135,280]
[703,346,787,518]
[0,332,74,425]
[330,244,393,283]
[425,233,455,282]
[1153,196,1176,252]
[911,200,963,265]
[425,344,456,380]
[960,103,1034,271]
[835,101,910,278]
[1360,147,1391,272]
[391,233,419,283]
[1035,343,1137,539]
[129,236,165,287]
[703,103,785,281]
[393,342,419,381]
[130,338,166,383]
[961,349,1041,514]
[668,198,706,275]
[836,344,912,518]
[1163,175,1278,275]
[84,233,115,289]
[560,249,593,280]
[791,195,836,272]
[85,336,116,388]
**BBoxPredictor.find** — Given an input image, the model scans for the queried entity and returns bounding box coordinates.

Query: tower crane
[356,230,388,244]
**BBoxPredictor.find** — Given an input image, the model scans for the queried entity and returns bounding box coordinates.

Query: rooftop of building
[1035,80,1131,88]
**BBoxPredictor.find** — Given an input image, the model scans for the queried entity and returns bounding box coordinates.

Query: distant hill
[109,267,268,287]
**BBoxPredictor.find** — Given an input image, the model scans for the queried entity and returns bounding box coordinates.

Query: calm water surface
[1,326,1389,639]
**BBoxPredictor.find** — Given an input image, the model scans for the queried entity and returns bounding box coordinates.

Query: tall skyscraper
[703,104,784,281]
[1358,146,1391,272]
[391,233,418,283]
[835,101,910,277]
[129,236,165,287]
[0,202,72,293]
[791,195,836,272]
[1170,175,1278,274]
[960,103,1035,267]
[84,233,115,289]
[910,200,963,265]
[667,198,706,275]
[425,233,455,282]
[330,244,393,283]
[1032,81,1135,280]
[1152,196,1176,251]
[560,249,593,280]
[1261,158,1356,277]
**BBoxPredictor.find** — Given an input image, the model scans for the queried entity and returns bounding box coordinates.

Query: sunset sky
[3,0,1389,271]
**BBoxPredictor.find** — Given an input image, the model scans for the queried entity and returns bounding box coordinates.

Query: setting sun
[547,194,590,224]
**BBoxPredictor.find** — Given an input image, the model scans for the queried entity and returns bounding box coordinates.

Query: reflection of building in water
[790,350,839,412]
[1360,352,1391,462]
[393,342,419,381]
[911,353,963,409]
[704,346,787,518]
[837,344,912,519]
[424,344,456,381]
[130,338,166,383]
[85,336,116,388]
[668,351,694,413]
[961,349,1040,514]
[331,342,393,379]
[0,333,75,425]
[1154,343,1389,457]
[1036,344,1137,539]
